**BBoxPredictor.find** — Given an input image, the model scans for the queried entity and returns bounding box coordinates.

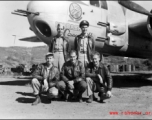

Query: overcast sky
[0,1,46,47]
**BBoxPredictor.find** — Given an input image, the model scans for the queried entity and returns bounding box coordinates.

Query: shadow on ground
[16,97,35,104]
[0,74,152,88]
[15,91,90,104]
[113,75,152,88]
[0,79,30,86]
[16,95,54,104]
[16,92,34,97]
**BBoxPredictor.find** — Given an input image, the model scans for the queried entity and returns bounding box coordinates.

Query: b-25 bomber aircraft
[12,0,152,61]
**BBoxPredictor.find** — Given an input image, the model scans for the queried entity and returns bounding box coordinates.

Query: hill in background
[0,46,48,68]
[0,46,151,71]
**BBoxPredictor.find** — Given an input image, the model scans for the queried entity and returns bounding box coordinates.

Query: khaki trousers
[86,77,108,97]
[53,52,65,72]
[78,53,88,68]
[31,78,58,98]
[56,80,87,95]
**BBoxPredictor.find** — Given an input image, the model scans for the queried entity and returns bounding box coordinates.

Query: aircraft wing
[19,36,42,42]
[128,19,151,39]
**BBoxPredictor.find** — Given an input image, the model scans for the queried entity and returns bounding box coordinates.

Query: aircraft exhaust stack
[147,10,152,38]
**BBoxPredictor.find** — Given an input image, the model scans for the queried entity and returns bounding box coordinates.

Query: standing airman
[74,20,95,68]
[49,24,71,71]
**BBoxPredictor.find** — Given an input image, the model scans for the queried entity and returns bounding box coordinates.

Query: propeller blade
[118,0,152,17]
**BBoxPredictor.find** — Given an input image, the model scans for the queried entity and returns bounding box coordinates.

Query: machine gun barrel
[11,12,27,17]
[12,9,39,17]
[16,9,39,15]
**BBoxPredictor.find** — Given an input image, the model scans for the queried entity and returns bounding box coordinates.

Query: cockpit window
[90,0,100,7]
[100,0,108,9]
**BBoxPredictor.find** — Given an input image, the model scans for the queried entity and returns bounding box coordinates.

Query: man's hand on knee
[97,74,103,84]
[106,91,112,98]
[67,81,74,90]
[43,79,48,91]
[74,78,83,83]
[49,82,56,88]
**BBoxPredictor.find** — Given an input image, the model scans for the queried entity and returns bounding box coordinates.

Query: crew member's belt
[80,51,87,54]
[54,50,63,53]
[54,48,63,52]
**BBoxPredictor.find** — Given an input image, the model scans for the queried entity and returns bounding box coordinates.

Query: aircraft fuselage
[26,1,152,59]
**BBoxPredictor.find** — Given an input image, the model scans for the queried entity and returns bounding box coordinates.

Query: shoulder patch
[99,62,105,68]
[38,63,42,66]
[63,61,70,66]
[53,64,58,68]
[53,66,59,71]
[77,34,82,38]
[78,60,83,66]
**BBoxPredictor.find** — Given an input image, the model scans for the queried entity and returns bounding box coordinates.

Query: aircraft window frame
[90,0,100,8]
[100,0,108,9]
[89,0,108,9]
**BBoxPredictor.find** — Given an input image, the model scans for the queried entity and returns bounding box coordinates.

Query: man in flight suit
[74,20,95,68]
[85,51,113,103]
[31,52,60,105]
[49,24,70,71]
[56,50,87,102]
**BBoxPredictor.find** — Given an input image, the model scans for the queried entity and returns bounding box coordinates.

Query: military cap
[79,20,89,28]
[45,52,54,57]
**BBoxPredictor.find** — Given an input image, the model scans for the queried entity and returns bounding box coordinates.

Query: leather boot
[72,90,79,101]
[78,92,83,103]
[99,92,107,103]
[57,91,64,101]
[67,90,74,101]
[86,95,93,103]
[93,93,98,101]
[32,94,41,106]
[64,91,69,102]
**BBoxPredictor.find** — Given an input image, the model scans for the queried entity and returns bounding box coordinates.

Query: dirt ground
[0,73,152,119]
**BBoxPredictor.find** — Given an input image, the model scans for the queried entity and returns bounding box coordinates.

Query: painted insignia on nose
[69,3,82,21]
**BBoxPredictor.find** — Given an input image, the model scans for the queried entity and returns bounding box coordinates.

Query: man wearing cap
[31,52,60,105]
[56,50,87,102]
[49,24,71,71]
[85,51,113,103]
[74,20,95,69]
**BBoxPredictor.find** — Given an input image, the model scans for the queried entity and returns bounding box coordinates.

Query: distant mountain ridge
[0,46,151,71]
[0,46,48,68]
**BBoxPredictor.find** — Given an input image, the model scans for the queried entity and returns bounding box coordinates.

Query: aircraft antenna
[12,35,16,46]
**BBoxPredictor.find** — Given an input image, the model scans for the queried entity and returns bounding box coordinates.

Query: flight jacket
[32,63,60,87]
[49,35,71,61]
[60,60,85,83]
[74,33,95,62]
[85,62,113,91]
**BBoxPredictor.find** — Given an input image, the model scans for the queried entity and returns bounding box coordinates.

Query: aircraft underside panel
[106,1,128,47]
[126,29,152,59]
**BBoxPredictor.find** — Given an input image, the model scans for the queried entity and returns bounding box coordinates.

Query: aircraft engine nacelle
[27,1,68,45]
[35,20,52,38]
[147,10,152,37]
